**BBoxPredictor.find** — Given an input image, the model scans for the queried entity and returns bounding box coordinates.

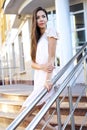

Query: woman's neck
[40,27,46,34]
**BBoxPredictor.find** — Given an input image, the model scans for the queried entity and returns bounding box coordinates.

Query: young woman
[22,7,58,130]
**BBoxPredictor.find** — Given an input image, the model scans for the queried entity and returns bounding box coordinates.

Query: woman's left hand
[42,63,55,73]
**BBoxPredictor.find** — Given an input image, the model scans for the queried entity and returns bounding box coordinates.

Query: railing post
[84,58,87,84]
[56,96,62,130]
[80,112,87,130]
[1,67,4,85]
[9,68,12,84]
[68,86,75,130]
[84,52,87,96]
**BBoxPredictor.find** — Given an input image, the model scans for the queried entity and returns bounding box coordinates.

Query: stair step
[50,102,87,116]
[0,84,86,102]
[0,84,33,102]
[50,115,87,130]
[0,85,33,95]
[0,124,25,130]
[50,115,87,125]
[0,84,86,130]
[0,93,28,101]
[0,99,86,115]
[0,98,23,113]
[0,110,87,129]
[1,99,86,109]
[0,112,29,128]
[59,96,87,102]
[52,102,87,109]
[0,98,23,105]
[0,84,33,91]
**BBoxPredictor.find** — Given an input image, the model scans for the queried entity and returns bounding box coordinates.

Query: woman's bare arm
[45,37,57,91]
[31,60,54,73]
[31,61,43,70]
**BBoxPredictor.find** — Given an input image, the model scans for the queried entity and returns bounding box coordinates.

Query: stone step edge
[0,112,87,126]
[0,99,87,110]
[0,98,23,105]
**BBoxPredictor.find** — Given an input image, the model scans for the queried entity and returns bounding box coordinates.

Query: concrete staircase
[0,84,87,130]
[0,84,33,130]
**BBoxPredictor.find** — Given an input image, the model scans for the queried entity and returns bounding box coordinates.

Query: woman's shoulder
[45,27,58,39]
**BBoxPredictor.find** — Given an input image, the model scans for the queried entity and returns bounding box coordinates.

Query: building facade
[1,0,87,84]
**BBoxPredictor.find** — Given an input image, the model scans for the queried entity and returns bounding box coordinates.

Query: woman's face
[36,10,47,29]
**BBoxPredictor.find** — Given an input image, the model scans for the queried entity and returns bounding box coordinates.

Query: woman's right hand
[42,63,55,73]
[44,80,53,91]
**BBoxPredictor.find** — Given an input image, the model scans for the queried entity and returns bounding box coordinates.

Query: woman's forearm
[31,61,43,70]
[46,37,57,81]
[44,56,55,91]
[46,56,55,80]
[31,60,54,73]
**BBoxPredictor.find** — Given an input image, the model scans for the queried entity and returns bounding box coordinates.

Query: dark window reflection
[77,30,85,42]
[75,13,84,28]
[47,11,51,15]
[78,42,85,46]
[53,10,56,14]
[70,3,83,12]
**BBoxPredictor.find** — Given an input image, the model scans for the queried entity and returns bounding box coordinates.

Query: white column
[55,0,73,68]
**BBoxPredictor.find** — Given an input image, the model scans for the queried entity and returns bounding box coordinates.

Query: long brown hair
[31,7,48,62]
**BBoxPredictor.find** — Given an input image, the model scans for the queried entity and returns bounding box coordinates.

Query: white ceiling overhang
[3,0,55,14]
[18,0,55,14]
[3,0,25,14]
[3,0,55,28]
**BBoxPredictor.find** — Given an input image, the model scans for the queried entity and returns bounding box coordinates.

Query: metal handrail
[26,51,87,130]
[62,87,86,130]
[0,67,19,69]
[51,43,87,84]
[6,43,87,130]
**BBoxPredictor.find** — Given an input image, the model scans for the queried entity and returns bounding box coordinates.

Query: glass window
[77,30,85,42]
[70,3,86,62]
[74,13,84,29]
[53,10,56,14]
[70,3,83,12]
[70,3,85,46]
[48,11,51,15]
